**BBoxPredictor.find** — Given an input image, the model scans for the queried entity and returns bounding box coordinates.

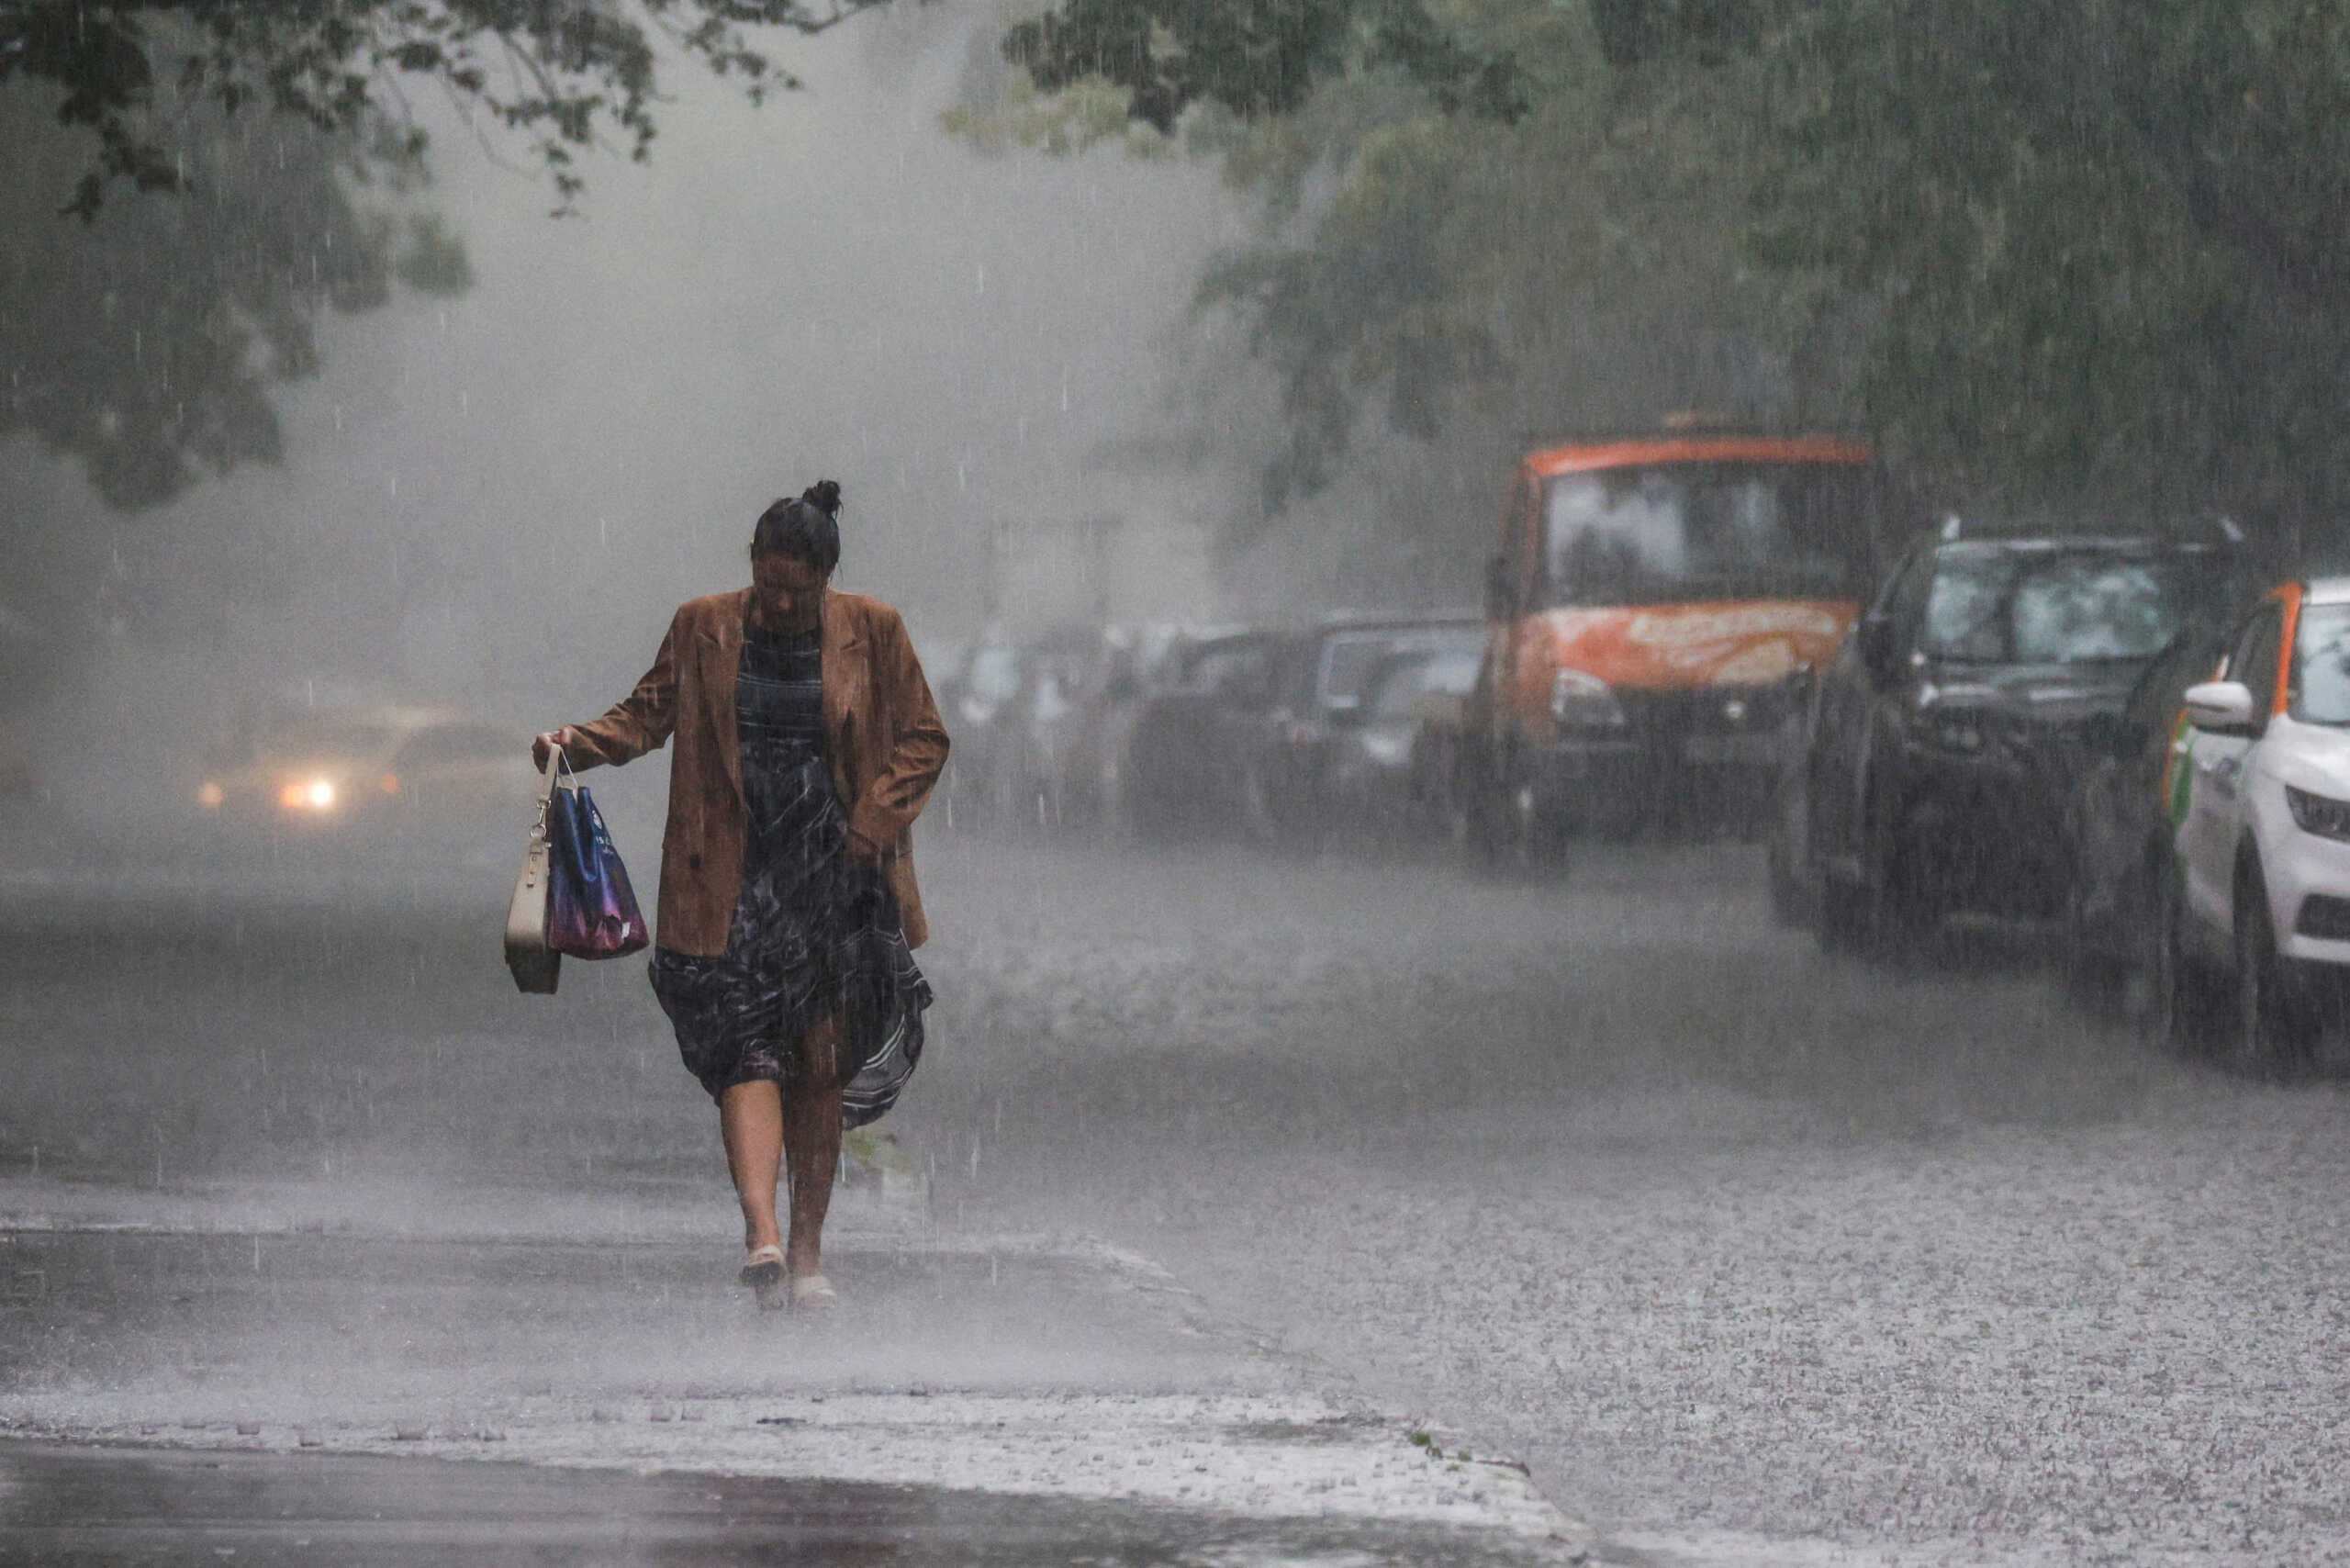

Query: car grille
[1612,685,1786,741]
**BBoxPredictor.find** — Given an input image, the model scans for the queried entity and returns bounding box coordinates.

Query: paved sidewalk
[0,1176,1606,1564]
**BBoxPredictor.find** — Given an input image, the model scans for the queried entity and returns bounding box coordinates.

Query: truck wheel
[1767,841,1811,927]
[1465,750,1566,877]
[1764,767,1815,928]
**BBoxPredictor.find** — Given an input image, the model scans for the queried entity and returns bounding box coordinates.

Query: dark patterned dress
[646,618,930,1126]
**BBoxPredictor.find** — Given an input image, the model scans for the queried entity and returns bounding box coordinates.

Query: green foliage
[0,86,402,514]
[1166,0,1796,522]
[0,0,892,218]
[1,0,874,633]
[1752,0,2350,530]
[1002,0,1530,135]
[393,213,475,295]
[998,0,2350,548]
[0,79,459,641]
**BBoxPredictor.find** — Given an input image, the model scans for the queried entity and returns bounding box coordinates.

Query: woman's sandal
[788,1272,838,1315]
[740,1244,787,1311]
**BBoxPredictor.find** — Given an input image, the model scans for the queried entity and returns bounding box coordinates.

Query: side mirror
[1854,612,1900,682]
[1484,554,1520,621]
[2183,680,2258,735]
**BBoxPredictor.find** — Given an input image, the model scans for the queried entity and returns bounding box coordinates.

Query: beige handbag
[503,756,563,994]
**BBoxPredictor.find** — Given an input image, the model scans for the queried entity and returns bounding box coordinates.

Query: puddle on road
[0,1441,1563,1567]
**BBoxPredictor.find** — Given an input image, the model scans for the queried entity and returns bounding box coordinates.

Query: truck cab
[1464,430,1892,856]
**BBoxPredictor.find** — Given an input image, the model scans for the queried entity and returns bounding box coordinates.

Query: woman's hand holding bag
[505,747,651,995]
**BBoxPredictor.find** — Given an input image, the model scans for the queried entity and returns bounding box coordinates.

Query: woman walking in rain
[534,481,947,1312]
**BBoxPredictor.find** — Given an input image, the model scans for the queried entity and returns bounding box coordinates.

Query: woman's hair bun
[801,479,843,519]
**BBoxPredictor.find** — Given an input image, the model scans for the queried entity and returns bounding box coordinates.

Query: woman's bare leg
[781,1017,844,1278]
[718,1080,784,1253]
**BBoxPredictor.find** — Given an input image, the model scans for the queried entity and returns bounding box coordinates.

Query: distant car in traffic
[2155,578,2350,1069]
[1319,633,1487,843]
[937,632,1028,830]
[1247,615,1483,844]
[1120,626,1292,840]
[198,705,536,852]
[1780,528,2242,948]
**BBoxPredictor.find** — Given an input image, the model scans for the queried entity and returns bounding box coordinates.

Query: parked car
[1461,423,1906,862]
[991,629,1109,834]
[1780,528,2242,949]
[938,633,1016,828]
[1246,614,1483,843]
[2056,624,2228,1005]
[1032,625,1169,835]
[2155,578,2350,1068]
[1319,635,1487,843]
[1120,626,1293,839]
[198,704,537,852]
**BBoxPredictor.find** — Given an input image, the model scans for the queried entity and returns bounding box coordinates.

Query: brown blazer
[564,588,948,956]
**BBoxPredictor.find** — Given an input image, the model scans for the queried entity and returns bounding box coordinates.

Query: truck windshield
[1541,462,1872,607]
[1920,547,2206,665]
[2293,604,2350,725]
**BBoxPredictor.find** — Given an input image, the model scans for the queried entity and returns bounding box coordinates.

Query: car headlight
[197,781,225,809]
[2286,784,2350,842]
[1550,668,1628,731]
[278,778,337,812]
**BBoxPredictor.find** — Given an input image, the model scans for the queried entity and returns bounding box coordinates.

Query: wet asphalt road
[0,1440,1545,1567]
[6,825,2350,1563]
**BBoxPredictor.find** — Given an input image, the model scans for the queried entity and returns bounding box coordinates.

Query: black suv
[1774,532,2241,948]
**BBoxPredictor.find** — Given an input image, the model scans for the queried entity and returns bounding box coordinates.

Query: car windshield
[2293,605,2350,725]
[1179,641,1276,700]
[1542,461,1873,606]
[1368,650,1483,721]
[1316,629,1482,711]
[1920,548,2207,665]
[254,714,408,762]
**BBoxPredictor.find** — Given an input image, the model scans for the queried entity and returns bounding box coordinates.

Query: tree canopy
[1,1,890,218]
[2,1,878,640]
[993,0,2350,552]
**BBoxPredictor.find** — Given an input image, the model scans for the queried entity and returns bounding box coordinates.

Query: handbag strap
[532,747,568,834]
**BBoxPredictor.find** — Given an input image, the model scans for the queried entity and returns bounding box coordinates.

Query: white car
[2162,578,2350,1067]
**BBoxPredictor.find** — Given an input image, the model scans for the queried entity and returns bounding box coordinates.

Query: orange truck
[1462,427,1898,854]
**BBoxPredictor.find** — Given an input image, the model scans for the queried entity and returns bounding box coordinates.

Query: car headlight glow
[2286,784,2350,842]
[1550,668,1628,731]
[198,781,224,809]
[279,778,337,812]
